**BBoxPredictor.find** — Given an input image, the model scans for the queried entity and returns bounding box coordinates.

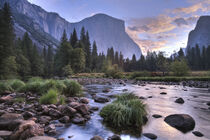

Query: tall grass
[100,93,147,131]
[0,82,13,94]
[63,80,82,96]
[7,79,25,91]
[39,89,58,104]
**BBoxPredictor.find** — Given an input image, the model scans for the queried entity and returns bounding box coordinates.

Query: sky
[28,0,210,55]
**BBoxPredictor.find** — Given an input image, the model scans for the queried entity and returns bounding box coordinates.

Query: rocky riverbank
[73,77,210,88]
[0,89,98,140]
[0,78,209,140]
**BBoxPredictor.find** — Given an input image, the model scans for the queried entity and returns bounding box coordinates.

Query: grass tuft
[39,89,58,104]
[100,93,147,132]
[63,80,82,96]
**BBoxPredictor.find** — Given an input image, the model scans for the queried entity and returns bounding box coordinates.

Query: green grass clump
[39,89,58,104]
[59,95,66,105]
[8,79,25,91]
[63,80,82,96]
[40,80,66,94]
[19,81,43,93]
[100,93,147,131]
[0,82,13,94]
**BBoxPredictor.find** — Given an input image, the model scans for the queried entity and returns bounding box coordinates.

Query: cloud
[128,15,176,34]
[126,0,209,54]
[173,18,188,26]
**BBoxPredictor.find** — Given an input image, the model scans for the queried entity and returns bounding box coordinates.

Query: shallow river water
[59,83,210,140]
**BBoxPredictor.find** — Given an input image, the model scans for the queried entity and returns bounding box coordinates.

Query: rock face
[0,0,142,59]
[164,114,195,133]
[187,16,210,50]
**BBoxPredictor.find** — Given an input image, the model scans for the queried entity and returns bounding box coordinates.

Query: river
[59,83,210,140]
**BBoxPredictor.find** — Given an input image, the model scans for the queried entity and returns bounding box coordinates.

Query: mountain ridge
[187,15,210,50]
[1,0,142,59]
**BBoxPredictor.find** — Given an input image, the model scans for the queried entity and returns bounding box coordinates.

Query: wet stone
[192,131,204,137]
[152,114,162,118]
[143,133,157,139]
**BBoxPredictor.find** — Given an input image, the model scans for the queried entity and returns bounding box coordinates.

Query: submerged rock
[164,114,195,133]
[90,136,104,140]
[94,95,110,103]
[108,134,121,140]
[175,98,185,104]
[102,88,110,93]
[143,133,157,139]
[160,92,167,95]
[72,116,85,124]
[192,131,204,137]
[152,114,162,118]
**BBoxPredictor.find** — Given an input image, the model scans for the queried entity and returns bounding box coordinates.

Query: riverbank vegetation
[100,93,147,132]
[0,78,82,104]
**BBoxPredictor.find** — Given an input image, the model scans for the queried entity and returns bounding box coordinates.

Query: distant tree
[70,28,78,48]
[54,30,73,76]
[138,55,146,71]
[170,59,190,76]
[62,64,73,77]
[0,3,17,79]
[157,52,169,75]
[119,52,124,68]
[31,44,44,76]
[71,48,85,73]
[114,51,119,65]
[91,41,98,71]
[46,45,54,77]
[178,48,184,59]
[84,31,91,70]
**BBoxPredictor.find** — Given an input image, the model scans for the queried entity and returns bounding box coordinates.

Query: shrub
[63,80,82,96]
[0,82,13,94]
[40,89,58,104]
[130,71,151,79]
[105,64,123,79]
[8,79,25,91]
[170,59,190,76]
[18,81,43,93]
[40,80,66,94]
[100,93,147,131]
[28,77,43,83]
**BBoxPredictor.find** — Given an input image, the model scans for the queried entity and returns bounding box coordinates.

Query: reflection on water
[59,83,210,140]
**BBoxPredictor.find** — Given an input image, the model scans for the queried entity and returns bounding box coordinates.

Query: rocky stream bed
[0,78,209,140]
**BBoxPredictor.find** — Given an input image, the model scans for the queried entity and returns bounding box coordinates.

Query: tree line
[0,3,210,80]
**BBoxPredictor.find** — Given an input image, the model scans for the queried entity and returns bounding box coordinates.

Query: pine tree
[195,44,201,70]
[46,45,54,77]
[70,28,78,48]
[31,44,44,76]
[119,52,124,69]
[80,27,86,43]
[0,3,17,79]
[178,48,184,59]
[91,41,98,71]
[54,30,73,76]
[71,48,85,73]
[114,51,119,65]
[84,31,91,70]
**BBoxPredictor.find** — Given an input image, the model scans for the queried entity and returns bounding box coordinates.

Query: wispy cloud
[126,0,210,55]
